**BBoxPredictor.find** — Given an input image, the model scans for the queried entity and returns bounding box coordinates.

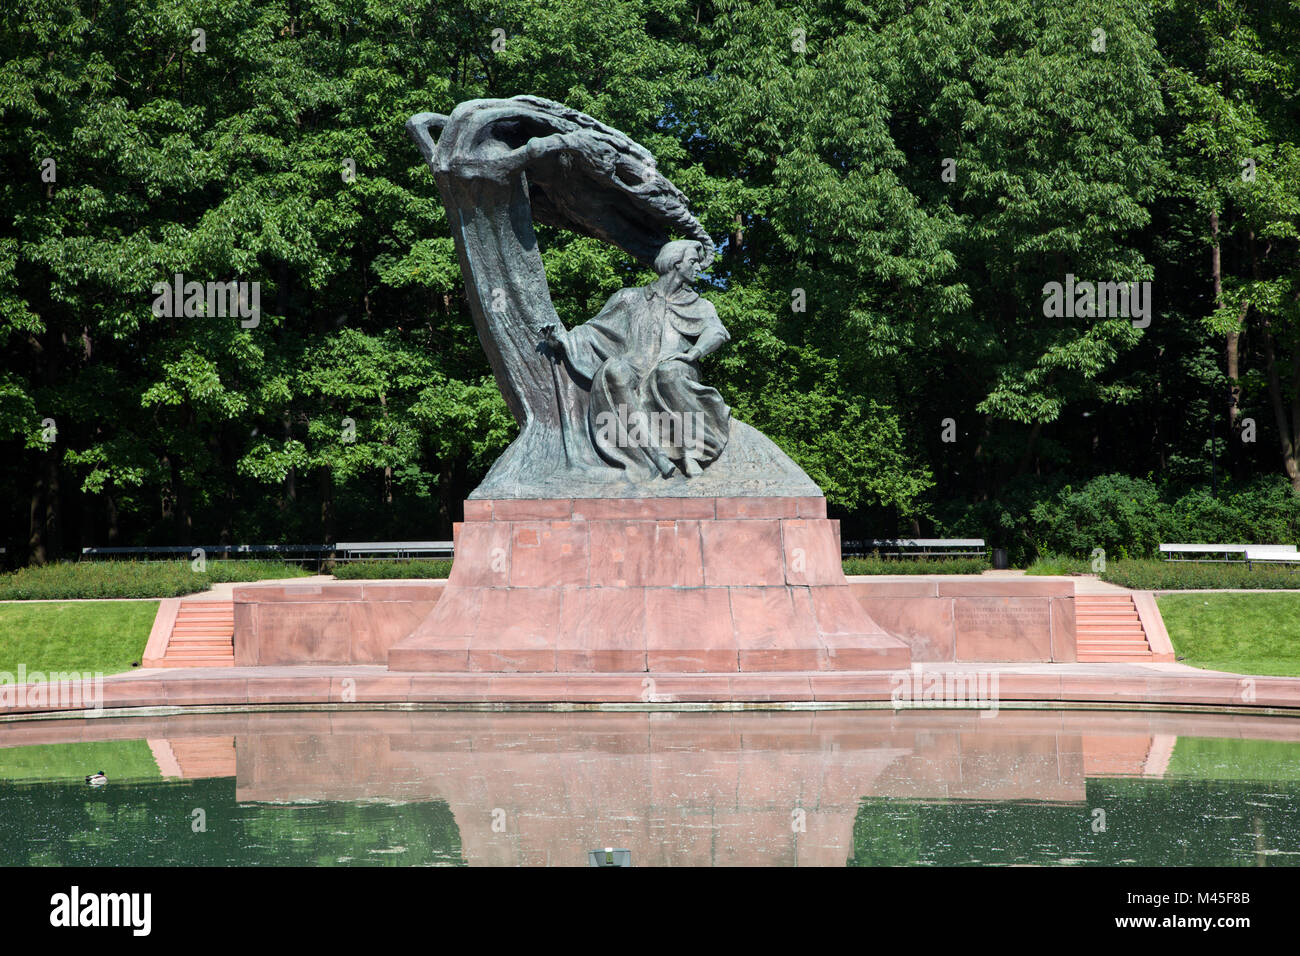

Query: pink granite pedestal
[852,578,1077,663]
[387,497,910,673]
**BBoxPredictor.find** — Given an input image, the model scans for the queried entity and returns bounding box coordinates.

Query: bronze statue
[544,239,731,480]
[407,96,819,500]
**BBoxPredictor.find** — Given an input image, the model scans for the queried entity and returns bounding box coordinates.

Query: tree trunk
[1154,345,1166,471]
[160,453,175,527]
[175,456,190,544]
[105,492,119,544]
[282,412,296,512]
[379,392,393,508]
[1261,317,1300,492]
[219,428,236,546]
[1214,211,1244,439]
[1016,422,1043,476]
[28,466,48,566]
[319,468,335,544]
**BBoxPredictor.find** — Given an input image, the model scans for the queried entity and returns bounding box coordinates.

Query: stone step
[1079,651,1156,660]
[1071,590,1154,658]
[161,601,236,668]
[1075,590,1155,660]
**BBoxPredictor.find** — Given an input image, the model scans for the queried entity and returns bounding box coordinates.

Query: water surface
[2,710,1298,866]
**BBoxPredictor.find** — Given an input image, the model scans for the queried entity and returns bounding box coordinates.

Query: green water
[0,777,464,867]
[2,712,1299,866]
[848,735,1300,866]
[850,778,1300,867]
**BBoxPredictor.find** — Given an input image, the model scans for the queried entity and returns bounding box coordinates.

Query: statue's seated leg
[646,361,729,475]
[603,359,638,393]
[589,359,671,477]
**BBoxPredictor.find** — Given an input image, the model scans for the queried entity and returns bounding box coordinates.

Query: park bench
[1159,543,1297,563]
[1244,546,1300,568]
[80,541,455,569]
[81,544,328,564]
[333,541,454,561]
[841,538,986,559]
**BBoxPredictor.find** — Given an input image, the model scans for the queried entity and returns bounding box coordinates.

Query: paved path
[3,659,1297,717]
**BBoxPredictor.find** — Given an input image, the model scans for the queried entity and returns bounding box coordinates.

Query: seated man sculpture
[544,240,732,479]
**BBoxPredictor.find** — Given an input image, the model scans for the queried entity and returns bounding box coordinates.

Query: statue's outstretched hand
[541,324,566,353]
[659,347,701,367]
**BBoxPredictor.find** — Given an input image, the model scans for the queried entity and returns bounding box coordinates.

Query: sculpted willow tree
[407,96,820,499]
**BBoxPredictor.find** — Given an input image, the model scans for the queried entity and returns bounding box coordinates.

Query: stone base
[387,497,910,673]
[233,582,445,665]
[851,578,1078,663]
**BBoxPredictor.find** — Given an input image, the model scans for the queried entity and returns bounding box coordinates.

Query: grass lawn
[1157,593,1300,676]
[0,601,158,675]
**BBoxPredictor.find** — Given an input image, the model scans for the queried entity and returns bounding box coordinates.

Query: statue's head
[653,240,704,281]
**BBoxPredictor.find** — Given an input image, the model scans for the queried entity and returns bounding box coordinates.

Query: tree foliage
[1,0,1298,560]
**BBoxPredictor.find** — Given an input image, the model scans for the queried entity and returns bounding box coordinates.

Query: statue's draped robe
[559,285,731,477]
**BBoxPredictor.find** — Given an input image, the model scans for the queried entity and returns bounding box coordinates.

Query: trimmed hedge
[1024,553,1093,576]
[842,556,989,575]
[331,558,989,578]
[1100,559,1300,591]
[331,560,453,579]
[0,560,310,600]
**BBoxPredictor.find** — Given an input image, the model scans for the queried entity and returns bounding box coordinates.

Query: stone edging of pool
[2,663,1298,718]
[6,700,1300,724]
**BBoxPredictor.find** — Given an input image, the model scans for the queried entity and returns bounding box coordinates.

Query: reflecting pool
[1,710,1298,866]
